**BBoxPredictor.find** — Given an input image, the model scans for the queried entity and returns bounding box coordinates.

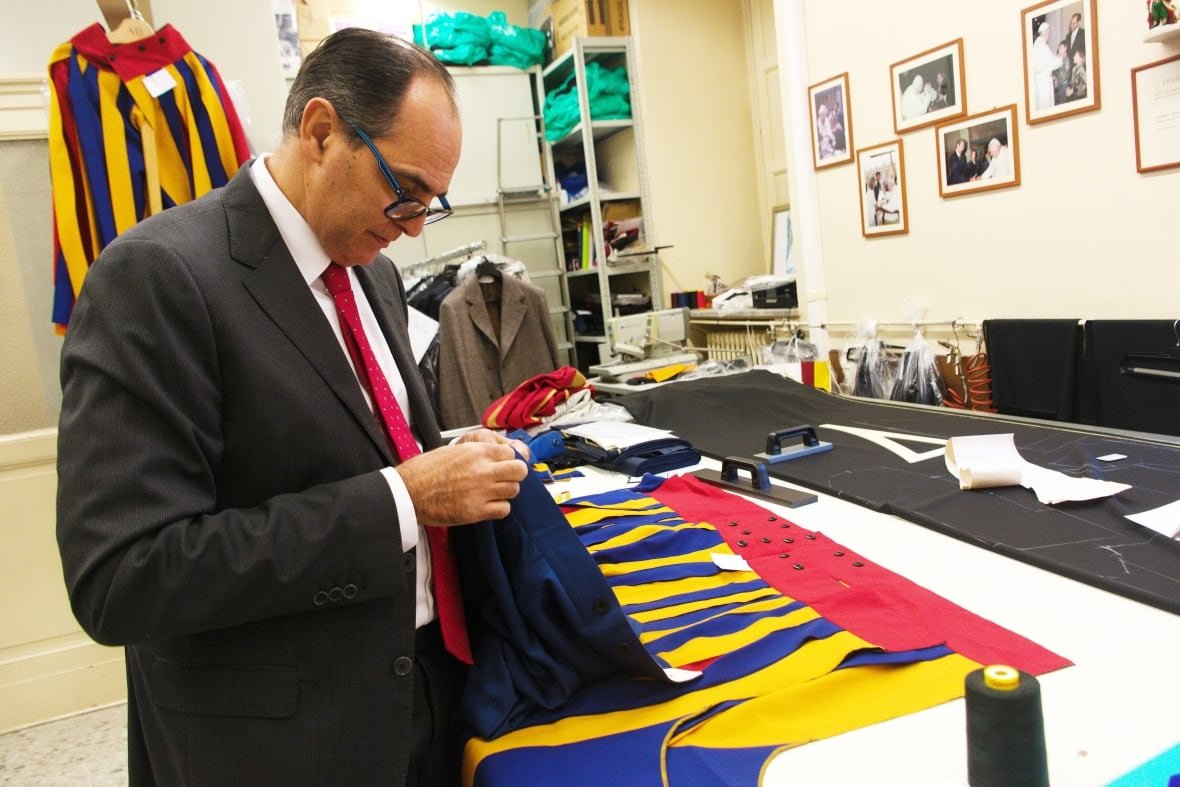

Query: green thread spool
[965,665,1049,786]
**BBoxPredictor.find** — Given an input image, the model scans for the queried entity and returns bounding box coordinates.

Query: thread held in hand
[965,665,1049,787]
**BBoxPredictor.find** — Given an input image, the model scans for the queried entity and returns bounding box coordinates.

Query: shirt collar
[250,154,331,288]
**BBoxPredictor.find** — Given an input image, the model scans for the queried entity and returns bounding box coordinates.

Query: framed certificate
[1131,53,1180,174]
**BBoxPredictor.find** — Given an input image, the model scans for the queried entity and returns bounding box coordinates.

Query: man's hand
[454,427,531,462]
[396,441,528,526]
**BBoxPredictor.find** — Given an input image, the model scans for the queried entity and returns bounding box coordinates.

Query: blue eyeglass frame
[347,122,453,225]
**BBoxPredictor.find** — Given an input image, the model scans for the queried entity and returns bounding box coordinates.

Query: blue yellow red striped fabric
[463,474,1069,786]
[47,23,251,330]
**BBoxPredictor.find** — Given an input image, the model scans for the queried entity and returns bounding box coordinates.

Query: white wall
[791,0,1180,322]
[630,0,765,297]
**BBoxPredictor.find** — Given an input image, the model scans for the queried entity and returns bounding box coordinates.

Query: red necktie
[321,262,473,665]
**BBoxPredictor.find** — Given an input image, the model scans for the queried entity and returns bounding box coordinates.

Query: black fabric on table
[614,370,1180,616]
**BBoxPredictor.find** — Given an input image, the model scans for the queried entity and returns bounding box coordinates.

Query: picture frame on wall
[1131,53,1180,173]
[935,105,1022,198]
[857,140,908,238]
[808,73,854,169]
[771,205,795,276]
[1021,0,1100,124]
[890,39,967,134]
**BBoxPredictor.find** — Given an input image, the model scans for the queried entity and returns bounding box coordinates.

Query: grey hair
[281,28,456,143]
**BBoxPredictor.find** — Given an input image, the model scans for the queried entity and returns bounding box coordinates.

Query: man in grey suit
[56,29,527,786]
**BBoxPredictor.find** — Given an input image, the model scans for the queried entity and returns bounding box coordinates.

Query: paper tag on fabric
[712,552,752,572]
[143,68,177,98]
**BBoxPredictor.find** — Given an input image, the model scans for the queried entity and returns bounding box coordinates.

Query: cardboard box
[552,0,607,58]
[605,0,630,37]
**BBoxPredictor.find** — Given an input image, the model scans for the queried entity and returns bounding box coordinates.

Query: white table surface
[623,458,1180,787]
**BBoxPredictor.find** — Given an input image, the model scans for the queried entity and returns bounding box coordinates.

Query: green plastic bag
[414,11,491,65]
[487,11,546,69]
[543,61,631,141]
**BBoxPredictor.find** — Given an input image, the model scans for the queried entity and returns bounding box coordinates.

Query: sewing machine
[588,308,701,383]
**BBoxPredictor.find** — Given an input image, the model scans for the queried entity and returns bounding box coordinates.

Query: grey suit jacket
[437,273,560,429]
[57,163,443,785]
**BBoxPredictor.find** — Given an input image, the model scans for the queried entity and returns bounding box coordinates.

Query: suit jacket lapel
[462,276,500,351]
[496,276,528,363]
[224,166,394,464]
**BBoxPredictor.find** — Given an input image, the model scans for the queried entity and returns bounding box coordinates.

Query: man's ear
[300,97,336,162]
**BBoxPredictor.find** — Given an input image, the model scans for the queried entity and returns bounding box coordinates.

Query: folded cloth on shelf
[483,366,591,429]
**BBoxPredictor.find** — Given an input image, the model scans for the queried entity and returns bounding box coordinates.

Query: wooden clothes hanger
[99,0,154,44]
[96,0,163,215]
[1120,320,1180,381]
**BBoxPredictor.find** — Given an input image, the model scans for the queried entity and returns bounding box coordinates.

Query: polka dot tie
[322,263,472,665]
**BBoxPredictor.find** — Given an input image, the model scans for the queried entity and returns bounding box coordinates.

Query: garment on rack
[614,370,1180,616]
[1076,320,1180,437]
[47,23,251,329]
[983,319,1081,421]
[462,473,1067,786]
[407,264,459,319]
[438,273,560,429]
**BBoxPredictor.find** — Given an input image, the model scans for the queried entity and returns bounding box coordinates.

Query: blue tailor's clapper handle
[758,425,834,464]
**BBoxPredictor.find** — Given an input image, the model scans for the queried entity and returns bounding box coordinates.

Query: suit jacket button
[313,591,328,606]
[343,583,358,599]
[593,598,610,615]
[328,587,344,602]
[615,641,631,656]
[404,552,416,572]
[393,656,414,676]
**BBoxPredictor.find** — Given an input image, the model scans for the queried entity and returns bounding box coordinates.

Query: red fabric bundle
[482,367,590,429]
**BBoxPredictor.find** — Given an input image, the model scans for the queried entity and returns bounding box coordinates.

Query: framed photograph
[771,205,794,276]
[890,39,967,134]
[1132,53,1180,173]
[1021,0,1100,124]
[935,105,1021,198]
[857,140,908,238]
[808,73,854,169]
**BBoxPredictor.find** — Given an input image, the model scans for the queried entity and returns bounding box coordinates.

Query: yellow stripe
[628,587,781,625]
[47,51,93,298]
[124,78,194,206]
[585,522,717,554]
[653,605,822,666]
[563,498,672,527]
[183,52,244,181]
[681,654,981,750]
[638,595,799,645]
[167,63,213,196]
[597,545,723,579]
[462,629,874,782]
[97,69,138,235]
[612,571,761,607]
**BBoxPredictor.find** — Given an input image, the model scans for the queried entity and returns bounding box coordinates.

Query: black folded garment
[559,435,701,476]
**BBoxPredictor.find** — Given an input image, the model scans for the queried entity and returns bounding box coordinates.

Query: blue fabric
[458,471,673,740]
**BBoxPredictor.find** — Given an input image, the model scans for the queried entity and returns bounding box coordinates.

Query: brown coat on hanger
[438,272,560,429]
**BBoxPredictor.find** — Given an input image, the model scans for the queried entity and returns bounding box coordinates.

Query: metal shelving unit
[541,37,664,372]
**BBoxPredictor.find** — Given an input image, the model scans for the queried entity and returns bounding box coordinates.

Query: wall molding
[0,75,49,141]
[0,426,126,733]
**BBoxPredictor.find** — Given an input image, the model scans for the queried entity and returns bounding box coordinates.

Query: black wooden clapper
[694,456,817,508]
[1120,319,1180,381]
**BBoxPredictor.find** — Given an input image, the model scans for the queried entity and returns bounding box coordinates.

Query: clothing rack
[818,319,982,332]
[404,240,487,277]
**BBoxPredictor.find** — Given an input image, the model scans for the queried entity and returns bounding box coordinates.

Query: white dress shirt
[250,156,436,628]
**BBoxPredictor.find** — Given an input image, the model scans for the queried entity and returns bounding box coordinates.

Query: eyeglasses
[347,122,452,225]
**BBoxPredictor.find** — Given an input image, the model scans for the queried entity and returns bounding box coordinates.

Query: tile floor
[0,704,127,786]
